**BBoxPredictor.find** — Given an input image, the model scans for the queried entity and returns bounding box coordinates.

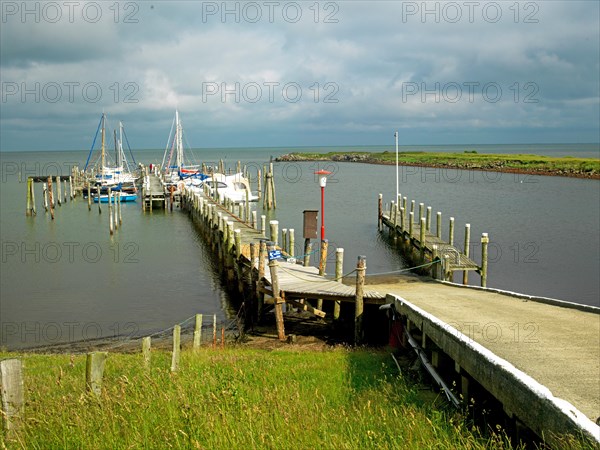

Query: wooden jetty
[141,167,167,211]
[378,193,487,286]
[178,182,385,343]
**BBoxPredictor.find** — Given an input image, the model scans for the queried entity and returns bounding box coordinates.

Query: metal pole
[320,185,325,241]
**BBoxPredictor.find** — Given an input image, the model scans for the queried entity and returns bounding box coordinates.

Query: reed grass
[0,347,571,449]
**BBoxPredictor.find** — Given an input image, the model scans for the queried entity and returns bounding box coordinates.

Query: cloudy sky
[1,1,598,151]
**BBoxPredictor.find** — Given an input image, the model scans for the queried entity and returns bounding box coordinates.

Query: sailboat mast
[118,121,124,168]
[101,113,106,181]
[176,110,183,169]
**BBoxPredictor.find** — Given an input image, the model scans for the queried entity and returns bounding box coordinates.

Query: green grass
[280,151,600,177]
[0,347,526,449]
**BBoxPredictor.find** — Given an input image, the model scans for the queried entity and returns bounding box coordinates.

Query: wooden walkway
[142,172,166,210]
[261,260,385,304]
[372,277,600,445]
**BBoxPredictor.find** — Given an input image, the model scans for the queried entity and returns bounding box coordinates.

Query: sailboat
[84,113,138,201]
[161,110,205,186]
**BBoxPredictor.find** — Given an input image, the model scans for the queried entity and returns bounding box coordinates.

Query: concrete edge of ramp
[435,280,600,314]
[387,293,600,446]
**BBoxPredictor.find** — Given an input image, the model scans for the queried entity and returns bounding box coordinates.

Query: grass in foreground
[0,347,582,449]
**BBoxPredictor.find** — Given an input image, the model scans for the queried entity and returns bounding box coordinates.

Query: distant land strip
[275,151,600,180]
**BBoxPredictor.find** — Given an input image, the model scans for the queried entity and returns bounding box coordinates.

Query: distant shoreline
[275,151,600,180]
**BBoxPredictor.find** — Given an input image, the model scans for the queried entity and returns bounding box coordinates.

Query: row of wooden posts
[378,193,489,287]
[0,314,226,438]
[180,183,370,345]
[25,174,77,220]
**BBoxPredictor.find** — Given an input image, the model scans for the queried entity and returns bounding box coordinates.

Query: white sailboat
[161,110,203,185]
[84,113,139,201]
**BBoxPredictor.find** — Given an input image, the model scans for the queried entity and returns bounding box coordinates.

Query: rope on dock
[367,260,440,277]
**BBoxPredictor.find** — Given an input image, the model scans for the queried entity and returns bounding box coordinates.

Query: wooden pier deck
[142,172,166,210]
[260,261,385,305]
[370,276,600,445]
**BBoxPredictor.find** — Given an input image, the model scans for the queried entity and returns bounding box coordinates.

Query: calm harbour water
[1,144,599,349]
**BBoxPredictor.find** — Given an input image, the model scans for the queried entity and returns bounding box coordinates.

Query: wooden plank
[285,298,326,318]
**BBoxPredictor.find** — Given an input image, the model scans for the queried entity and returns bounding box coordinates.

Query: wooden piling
[418,202,424,221]
[288,229,295,257]
[47,177,55,220]
[257,169,262,199]
[43,183,48,212]
[378,193,383,230]
[193,314,203,351]
[171,325,181,372]
[69,175,73,200]
[268,249,286,340]
[87,184,91,211]
[449,217,455,246]
[86,352,107,397]
[56,176,61,206]
[258,241,266,318]
[234,229,241,259]
[261,215,266,237]
[409,212,414,237]
[436,212,442,238]
[354,256,366,345]
[270,220,279,246]
[334,248,344,320]
[481,233,489,287]
[118,192,122,225]
[426,206,432,231]
[63,179,67,203]
[281,228,288,254]
[420,218,426,260]
[0,358,24,436]
[252,210,257,229]
[303,239,312,267]
[108,189,114,235]
[463,224,471,285]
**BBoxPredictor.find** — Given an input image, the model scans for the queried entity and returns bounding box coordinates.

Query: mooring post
[86,352,108,397]
[43,182,49,212]
[426,206,432,231]
[418,202,424,222]
[391,201,397,238]
[47,177,55,220]
[303,239,312,267]
[281,228,288,254]
[63,179,67,203]
[288,229,295,257]
[194,314,203,351]
[463,224,471,285]
[432,245,440,279]
[252,210,257,229]
[87,184,91,211]
[257,168,262,199]
[377,193,383,230]
[420,217,426,260]
[69,175,73,200]
[261,215,266,237]
[436,212,442,238]
[270,220,279,246]
[334,248,344,320]
[354,256,366,345]
[409,211,414,237]
[268,243,286,340]
[399,207,405,232]
[270,161,277,209]
[108,189,114,235]
[0,358,24,437]
[234,229,242,259]
[481,233,489,287]
[258,240,266,319]
[449,217,455,246]
[56,176,61,206]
